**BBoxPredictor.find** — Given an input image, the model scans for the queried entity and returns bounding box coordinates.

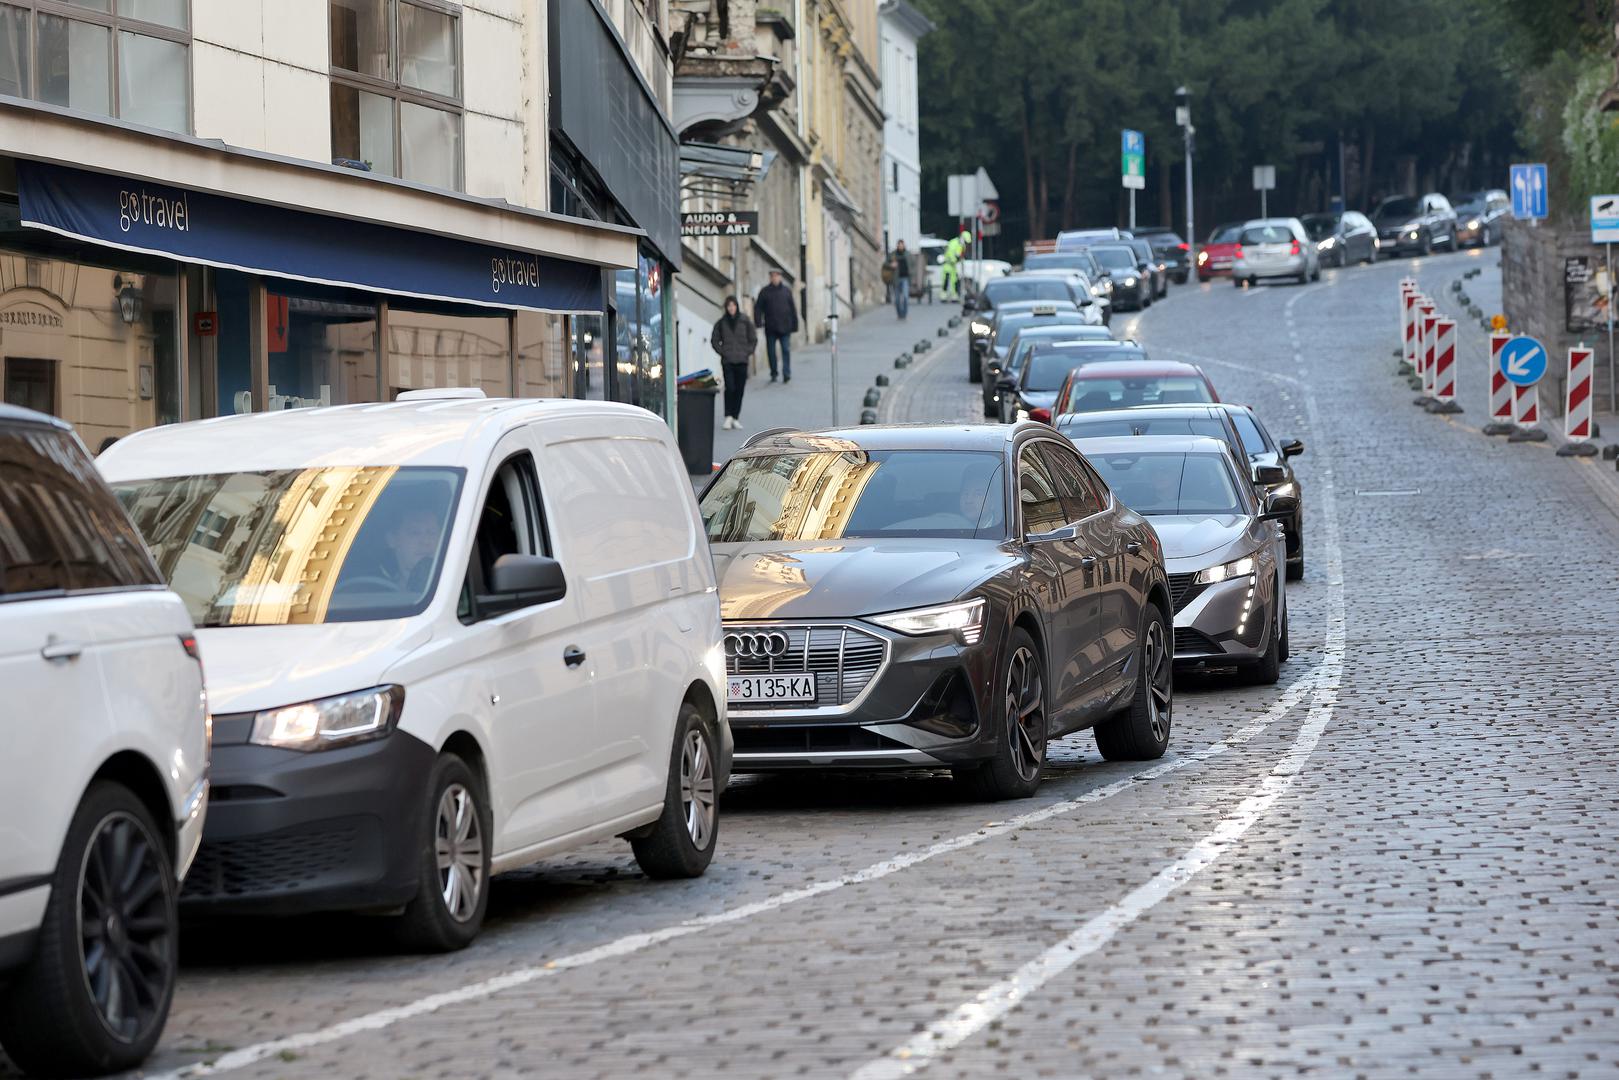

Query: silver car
[1230,217,1320,286]
[1072,435,1293,683]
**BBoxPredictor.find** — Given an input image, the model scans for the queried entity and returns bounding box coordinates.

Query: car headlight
[1319,236,1336,249]
[1090,283,1105,296]
[1467,219,1480,230]
[250,685,404,751]
[1194,556,1255,585]
[1123,276,1138,287]
[869,597,986,645]
[1197,251,1209,264]
[970,320,991,335]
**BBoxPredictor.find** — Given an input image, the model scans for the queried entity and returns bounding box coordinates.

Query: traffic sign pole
[1483,332,1515,435]
[1557,345,1599,456]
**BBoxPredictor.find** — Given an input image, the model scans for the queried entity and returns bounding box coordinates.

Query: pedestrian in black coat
[711,295,757,430]
[753,269,799,382]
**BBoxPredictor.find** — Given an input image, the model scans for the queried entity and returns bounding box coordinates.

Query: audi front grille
[723,624,888,710]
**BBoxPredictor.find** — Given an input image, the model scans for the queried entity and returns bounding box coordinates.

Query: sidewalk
[689,295,962,476]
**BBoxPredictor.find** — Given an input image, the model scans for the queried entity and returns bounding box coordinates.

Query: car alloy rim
[76,810,172,1044]
[681,728,717,850]
[1005,645,1045,782]
[1145,620,1172,743]
[435,783,484,923]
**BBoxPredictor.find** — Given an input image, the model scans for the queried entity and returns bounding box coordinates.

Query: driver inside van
[380,507,443,592]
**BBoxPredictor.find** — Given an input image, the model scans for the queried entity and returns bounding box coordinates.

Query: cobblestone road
[35,250,1619,1080]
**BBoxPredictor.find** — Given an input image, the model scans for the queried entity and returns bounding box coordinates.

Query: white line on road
[846,285,1349,1080]
[152,675,1321,1080]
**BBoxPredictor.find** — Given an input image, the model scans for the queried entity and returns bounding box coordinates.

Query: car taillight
[180,634,201,663]
[1289,240,1300,255]
[1030,407,1052,424]
[1176,243,1189,252]
[1235,244,1244,258]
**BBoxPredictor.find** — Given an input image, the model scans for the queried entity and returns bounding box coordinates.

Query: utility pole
[1176,87,1194,260]
[827,231,840,426]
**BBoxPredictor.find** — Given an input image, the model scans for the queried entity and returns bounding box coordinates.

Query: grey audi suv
[699,424,1173,800]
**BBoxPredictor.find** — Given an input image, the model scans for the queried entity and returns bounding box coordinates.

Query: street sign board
[1252,165,1276,191]
[1592,194,1619,243]
[1121,129,1145,190]
[947,174,965,217]
[680,211,759,238]
[1498,335,1548,387]
[1510,163,1548,220]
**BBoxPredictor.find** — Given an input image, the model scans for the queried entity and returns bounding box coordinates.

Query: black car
[1372,193,1457,256]
[1451,189,1509,247]
[1000,340,1149,424]
[1123,237,1169,298]
[977,304,1094,417]
[699,424,1174,797]
[1301,211,1378,267]
[1214,403,1305,579]
[985,324,1117,417]
[966,276,1088,382]
[1024,250,1113,309]
[1135,227,1192,284]
[1087,244,1152,311]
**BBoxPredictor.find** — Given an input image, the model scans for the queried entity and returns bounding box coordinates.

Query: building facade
[0,0,674,445]
[878,0,930,255]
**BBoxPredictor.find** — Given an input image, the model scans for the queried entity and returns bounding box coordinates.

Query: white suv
[98,391,729,951]
[0,406,208,1077]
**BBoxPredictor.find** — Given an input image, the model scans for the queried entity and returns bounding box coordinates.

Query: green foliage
[1562,52,1619,214]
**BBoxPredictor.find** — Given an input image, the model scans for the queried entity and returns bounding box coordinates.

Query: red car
[1194,222,1243,280]
[1048,360,1220,421]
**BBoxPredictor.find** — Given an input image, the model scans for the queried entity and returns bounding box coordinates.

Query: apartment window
[330,0,462,191]
[0,0,190,132]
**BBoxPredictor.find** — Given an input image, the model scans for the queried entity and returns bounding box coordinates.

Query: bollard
[1417,305,1438,402]
[859,408,878,424]
[948,316,961,328]
[1603,444,1619,461]
[895,356,910,369]
[936,326,949,337]
[1427,318,1462,413]
[863,387,881,408]
[1483,333,1514,435]
[1556,345,1600,456]
[913,341,928,354]
[1399,279,1418,367]
[1403,287,1422,370]
[875,373,890,387]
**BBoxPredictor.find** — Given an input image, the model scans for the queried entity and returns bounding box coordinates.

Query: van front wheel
[631,704,720,879]
[393,754,490,953]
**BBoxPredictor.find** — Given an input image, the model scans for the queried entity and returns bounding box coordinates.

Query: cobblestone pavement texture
[12,250,1619,1080]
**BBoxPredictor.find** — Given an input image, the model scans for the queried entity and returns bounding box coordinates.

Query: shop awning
[17,161,604,314]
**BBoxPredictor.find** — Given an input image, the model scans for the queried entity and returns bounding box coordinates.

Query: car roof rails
[740,426,799,449]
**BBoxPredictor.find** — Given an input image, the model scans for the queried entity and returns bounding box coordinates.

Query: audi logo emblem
[725,631,790,658]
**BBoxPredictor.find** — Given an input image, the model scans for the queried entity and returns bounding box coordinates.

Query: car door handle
[40,639,84,663]
[563,645,587,668]
[1125,541,1142,555]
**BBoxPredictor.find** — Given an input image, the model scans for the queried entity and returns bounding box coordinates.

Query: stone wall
[1502,218,1617,418]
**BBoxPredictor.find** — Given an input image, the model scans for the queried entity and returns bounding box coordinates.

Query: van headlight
[1194,557,1255,585]
[250,685,404,751]
[869,597,986,645]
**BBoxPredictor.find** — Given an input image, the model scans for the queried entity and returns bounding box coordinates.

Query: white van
[0,405,208,1077]
[98,392,729,951]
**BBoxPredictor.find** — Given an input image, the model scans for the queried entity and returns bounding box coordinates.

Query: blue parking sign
[1510,163,1548,220]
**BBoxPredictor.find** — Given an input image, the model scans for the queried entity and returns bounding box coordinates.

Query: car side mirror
[996,374,1016,388]
[1280,438,1305,457]
[1026,524,1078,543]
[1254,464,1288,485]
[972,338,991,353]
[1263,494,1298,519]
[481,553,567,614]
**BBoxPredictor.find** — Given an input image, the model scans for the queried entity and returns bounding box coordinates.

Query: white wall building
[878,0,932,255]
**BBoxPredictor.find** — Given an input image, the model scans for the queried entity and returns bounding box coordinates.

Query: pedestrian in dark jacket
[711,295,757,430]
[753,268,799,382]
[889,239,912,320]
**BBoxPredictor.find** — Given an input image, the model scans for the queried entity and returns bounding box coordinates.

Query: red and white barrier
[1400,280,1418,363]
[1432,318,1457,401]
[1488,333,1512,421]
[1513,381,1539,427]
[1404,288,1421,365]
[1566,345,1594,440]
[1421,309,1438,396]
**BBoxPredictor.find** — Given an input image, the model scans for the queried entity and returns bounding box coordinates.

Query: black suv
[1134,227,1191,284]
[1372,193,1457,256]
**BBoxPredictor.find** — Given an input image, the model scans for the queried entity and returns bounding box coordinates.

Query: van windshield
[113,466,464,626]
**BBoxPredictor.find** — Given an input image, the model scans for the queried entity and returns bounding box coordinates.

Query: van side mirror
[481,553,567,615]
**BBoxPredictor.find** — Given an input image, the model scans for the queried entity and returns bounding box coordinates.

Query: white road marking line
[151,676,1321,1080]
[847,287,1348,1080]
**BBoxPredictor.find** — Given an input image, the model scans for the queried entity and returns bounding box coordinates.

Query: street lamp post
[1176,86,1194,267]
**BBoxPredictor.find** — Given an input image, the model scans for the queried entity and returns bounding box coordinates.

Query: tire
[953,628,1046,800]
[1278,604,1291,663]
[1243,606,1283,686]
[0,782,177,1078]
[1421,231,1433,256]
[968,354,981,384]
[1233,276,1244,288]
[1094,604,1173,761]
[631,703,719,878]
[392,754,491,953]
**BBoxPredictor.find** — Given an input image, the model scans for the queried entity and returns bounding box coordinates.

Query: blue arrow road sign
[1510,163,1548,220]
[1498,335,1548,387]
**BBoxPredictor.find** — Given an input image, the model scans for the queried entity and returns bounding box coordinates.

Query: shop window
[330,0,463,191]
[514,310,568,399]
[268,291,379,409]
[386,306,509,399]
[0,1,190,132]
[3,357,55,414]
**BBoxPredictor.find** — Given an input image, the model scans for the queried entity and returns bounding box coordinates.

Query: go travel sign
[17,161,602,313]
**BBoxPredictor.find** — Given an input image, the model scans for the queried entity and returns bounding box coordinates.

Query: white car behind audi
[0,405,208,1077]
[98,390,730,953]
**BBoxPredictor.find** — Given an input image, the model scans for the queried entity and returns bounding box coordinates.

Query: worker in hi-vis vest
[940,228,970,301]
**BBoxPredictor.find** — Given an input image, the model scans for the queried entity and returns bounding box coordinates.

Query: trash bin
[676,386,718,475]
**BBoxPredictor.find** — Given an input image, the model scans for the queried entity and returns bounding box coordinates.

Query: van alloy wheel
[681,727,717,850]
[77,810,173,1045]
[435,783,485,924]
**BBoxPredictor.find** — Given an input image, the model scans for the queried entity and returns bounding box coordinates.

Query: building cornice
[878,0,935,41]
